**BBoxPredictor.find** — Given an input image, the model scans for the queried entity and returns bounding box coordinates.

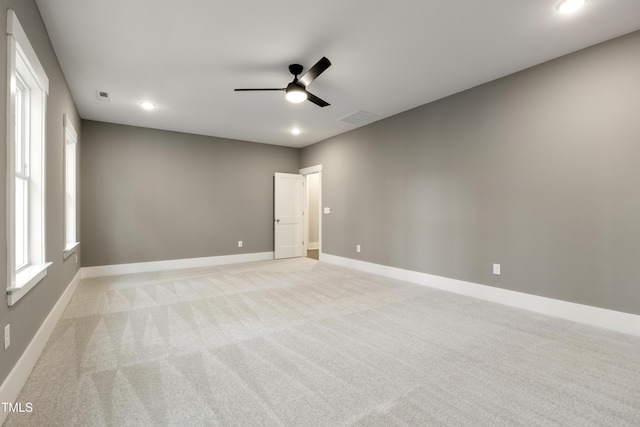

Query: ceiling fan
[234,57,331,107]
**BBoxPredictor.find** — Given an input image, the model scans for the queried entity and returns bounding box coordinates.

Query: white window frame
[63,114,79,258]
[6,10,51,306]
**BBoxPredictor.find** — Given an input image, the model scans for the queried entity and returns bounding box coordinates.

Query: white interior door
[274,172,305,259]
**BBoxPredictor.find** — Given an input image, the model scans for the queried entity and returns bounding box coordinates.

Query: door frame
[300,164,322,259]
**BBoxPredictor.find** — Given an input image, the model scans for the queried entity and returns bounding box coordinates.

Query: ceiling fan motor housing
[286,81,305,92]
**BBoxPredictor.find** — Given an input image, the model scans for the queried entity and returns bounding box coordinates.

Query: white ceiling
[35,0,640,148]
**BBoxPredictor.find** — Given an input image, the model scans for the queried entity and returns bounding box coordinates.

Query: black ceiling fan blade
[234,88,285,91]
[306,91,330,107]
[299,57,331,87]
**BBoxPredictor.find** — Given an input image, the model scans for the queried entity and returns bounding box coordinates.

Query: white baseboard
[0,269,82,425]
[322,254,640,337]
[307,242,319,250]
[81,252,275,279]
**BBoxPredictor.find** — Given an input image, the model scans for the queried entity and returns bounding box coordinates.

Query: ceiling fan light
[285,90,307,103]
[285,84,307,103]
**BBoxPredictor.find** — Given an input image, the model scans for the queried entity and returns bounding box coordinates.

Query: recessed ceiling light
[557,0,585,14]
[291,128,301,135]
[140,101,156,110]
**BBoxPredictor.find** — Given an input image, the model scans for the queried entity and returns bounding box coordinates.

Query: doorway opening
[301,165,322,261]
[305,173,320,260]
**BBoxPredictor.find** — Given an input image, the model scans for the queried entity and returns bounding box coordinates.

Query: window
[6,10,50,306]
[63,115,79,257]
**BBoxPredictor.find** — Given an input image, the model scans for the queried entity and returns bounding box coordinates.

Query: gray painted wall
[301,30,640,316]
[0,1,81,385]
[80,121,300,267]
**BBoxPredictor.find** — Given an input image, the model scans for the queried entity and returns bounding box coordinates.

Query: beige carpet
[5,258,640,426]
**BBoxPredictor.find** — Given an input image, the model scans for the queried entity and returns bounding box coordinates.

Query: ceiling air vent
[339,110,378,125]
[96,90,110,102]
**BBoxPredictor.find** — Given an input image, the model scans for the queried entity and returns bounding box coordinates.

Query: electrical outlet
[493,263,501,275]
[238,240,243,248]
[4,324,10,350]
[356,244,361,253]
[75,253,78,263]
